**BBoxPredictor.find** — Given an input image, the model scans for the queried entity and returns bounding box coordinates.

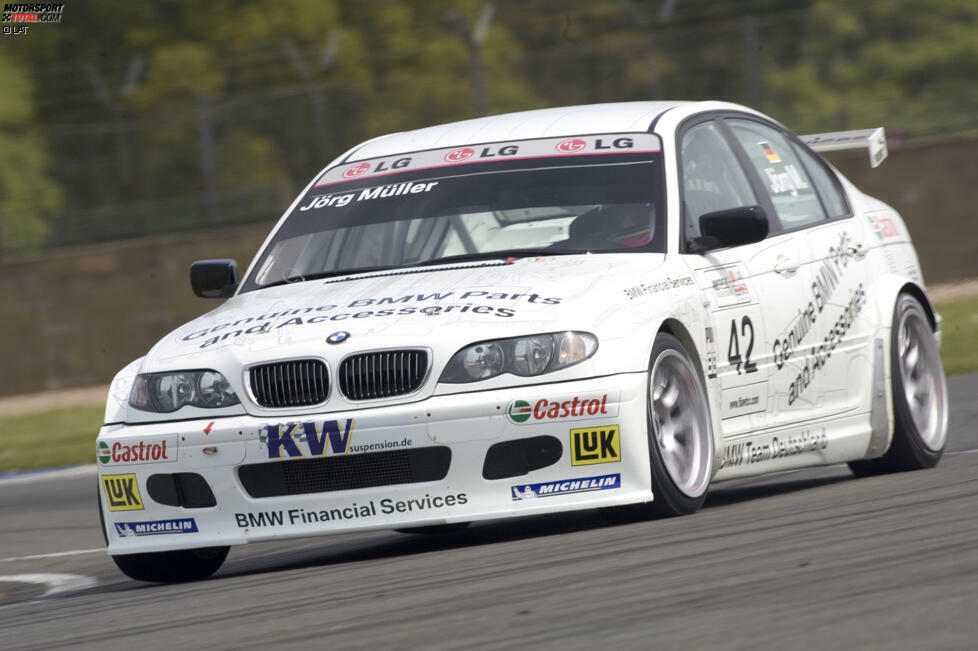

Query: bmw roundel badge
[326,331,350,344]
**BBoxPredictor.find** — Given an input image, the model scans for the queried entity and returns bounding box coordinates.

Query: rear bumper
[98,373,652,555]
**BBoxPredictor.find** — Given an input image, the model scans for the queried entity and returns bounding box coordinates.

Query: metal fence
[3,2,976,259]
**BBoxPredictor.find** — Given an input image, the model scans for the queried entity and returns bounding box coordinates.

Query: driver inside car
[566,202,655,248]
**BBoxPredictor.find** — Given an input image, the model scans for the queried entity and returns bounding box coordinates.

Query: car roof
[344,101,690,162]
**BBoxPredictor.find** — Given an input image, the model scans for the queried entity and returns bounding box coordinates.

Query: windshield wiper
[410,248,584,268]
[261,265,400,288]
[260,249,584,289]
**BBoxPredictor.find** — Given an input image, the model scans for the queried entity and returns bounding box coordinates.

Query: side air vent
[482,436,563,480]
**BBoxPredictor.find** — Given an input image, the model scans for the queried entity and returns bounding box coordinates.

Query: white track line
[0,464,96,486]
[0,549,103,564]
[0,573,97,597]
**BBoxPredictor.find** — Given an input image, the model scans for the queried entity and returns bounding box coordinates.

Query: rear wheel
[604,333,714,521]
[112,546,229,583]
[849,293,947,476]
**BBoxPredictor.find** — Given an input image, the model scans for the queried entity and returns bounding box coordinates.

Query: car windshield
[240,132,665,292]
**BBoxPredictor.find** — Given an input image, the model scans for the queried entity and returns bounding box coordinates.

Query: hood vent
[339,349,428,400]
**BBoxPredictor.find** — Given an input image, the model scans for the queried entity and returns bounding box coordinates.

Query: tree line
[2,0,976,256]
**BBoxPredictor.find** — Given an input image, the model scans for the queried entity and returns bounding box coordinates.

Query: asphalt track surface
[2,377,976,650]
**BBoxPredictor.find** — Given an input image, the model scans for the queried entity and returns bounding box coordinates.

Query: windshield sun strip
[315,150,661,188]
[311,159,659,196]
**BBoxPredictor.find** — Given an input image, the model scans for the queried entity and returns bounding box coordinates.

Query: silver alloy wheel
[650,349,712,498]
[897,308,948,451]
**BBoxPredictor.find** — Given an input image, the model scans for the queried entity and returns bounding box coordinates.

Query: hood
[144,253,668,373]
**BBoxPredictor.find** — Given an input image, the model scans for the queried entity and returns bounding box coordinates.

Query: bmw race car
[97,101,947,582]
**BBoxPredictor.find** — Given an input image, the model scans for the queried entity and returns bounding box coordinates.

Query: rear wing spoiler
[799,127,887,168]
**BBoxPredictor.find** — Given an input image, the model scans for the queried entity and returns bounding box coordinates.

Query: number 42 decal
[728,316,757,374]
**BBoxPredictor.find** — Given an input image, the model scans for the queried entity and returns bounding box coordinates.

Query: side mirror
[689,205,769,253]
[190,259,238,298]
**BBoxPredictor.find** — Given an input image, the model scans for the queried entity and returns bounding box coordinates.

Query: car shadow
[214,467,858,581]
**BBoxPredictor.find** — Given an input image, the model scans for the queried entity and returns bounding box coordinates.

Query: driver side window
[681,121,757,244]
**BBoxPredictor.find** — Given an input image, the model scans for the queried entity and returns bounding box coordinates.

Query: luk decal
[511,473,620,500]
[506,390,619,425]
[697,264,751,308]
[570,426,621,466]
[234,493,468,528]
[97,437,175,465]
[719,429,827,469]
[114,518,198,537]
[623,276,694,300]
[101,474,144,512]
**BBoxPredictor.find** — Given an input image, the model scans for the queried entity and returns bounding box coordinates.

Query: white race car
[97,101,947,582]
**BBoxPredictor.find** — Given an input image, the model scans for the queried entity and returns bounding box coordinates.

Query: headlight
[440,332,597,383]
[129,370,240,412]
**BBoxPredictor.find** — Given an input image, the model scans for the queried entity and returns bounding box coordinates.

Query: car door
[678,118,817,439]
[724,117,873,423]
[751,127,874,417]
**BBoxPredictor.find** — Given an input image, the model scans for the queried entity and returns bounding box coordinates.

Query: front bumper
[98,373,652,555]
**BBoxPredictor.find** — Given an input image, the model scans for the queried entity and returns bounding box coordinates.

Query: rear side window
[727,120,826,230]
[790,141,849,218]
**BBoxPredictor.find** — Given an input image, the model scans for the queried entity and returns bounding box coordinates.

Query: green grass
[0,406,103,473]
[936,296,978,376]
[0,296,974,475]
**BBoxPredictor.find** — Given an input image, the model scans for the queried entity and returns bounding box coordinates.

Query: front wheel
[604,333,714,522]
[112,546,229,583]
[646,334,715,515]
[849,293,948,476]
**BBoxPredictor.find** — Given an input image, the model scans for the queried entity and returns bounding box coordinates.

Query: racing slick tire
[111,546,229,583]
[604,333,714,521]
[849,293,948,476]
